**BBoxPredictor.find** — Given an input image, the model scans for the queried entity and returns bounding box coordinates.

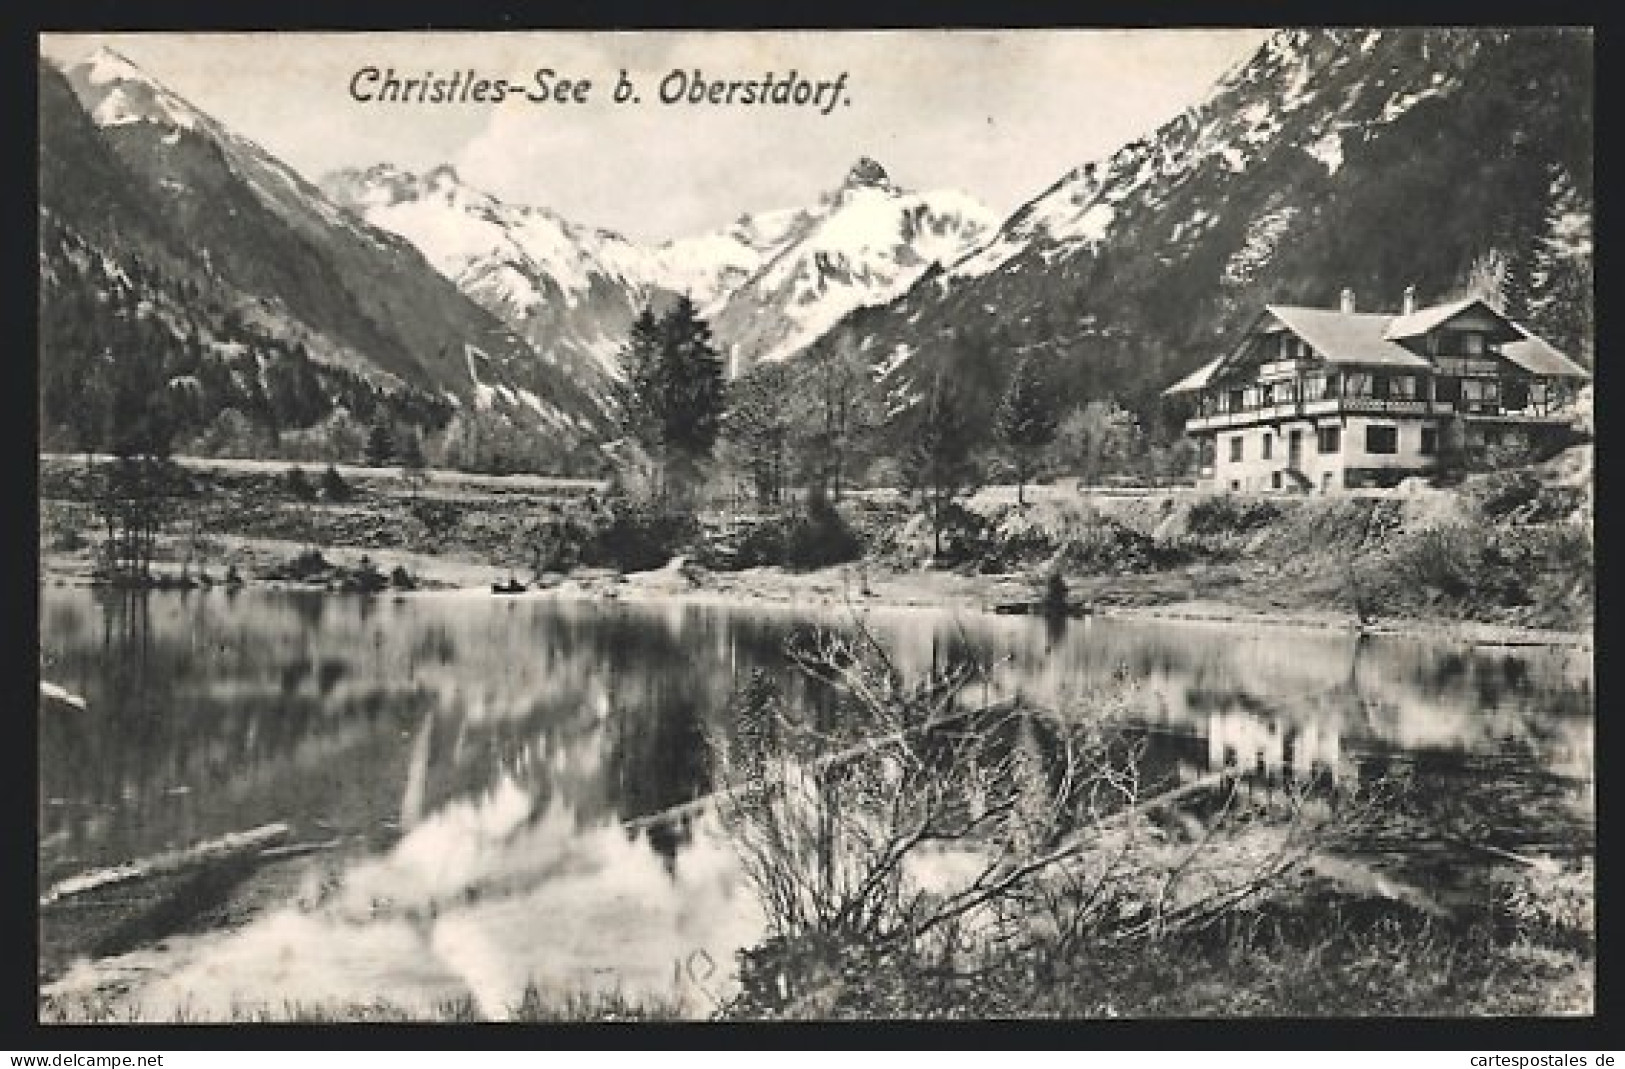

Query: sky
[40,30,1268,243]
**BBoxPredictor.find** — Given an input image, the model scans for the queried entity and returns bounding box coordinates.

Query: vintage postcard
[36,28,1593,1023]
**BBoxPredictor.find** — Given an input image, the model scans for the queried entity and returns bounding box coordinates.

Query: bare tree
[711,619,1368,1013]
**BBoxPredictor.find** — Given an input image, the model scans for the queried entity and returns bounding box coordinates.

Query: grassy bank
[40,871,1592,1022]
[38,449,1594,638]
[719,893,1592,1019]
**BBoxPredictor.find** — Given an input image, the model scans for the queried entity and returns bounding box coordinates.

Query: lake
[37,587,1595,1019]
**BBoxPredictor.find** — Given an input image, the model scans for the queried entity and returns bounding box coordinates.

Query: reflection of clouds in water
[39,589,1592,1017]
[123,910,469,1020]
[346,774,540,911]
[428,812,759,1017]
[60,790,761,1019]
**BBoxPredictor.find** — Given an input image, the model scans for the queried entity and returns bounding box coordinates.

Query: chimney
[1402,285,1417,316]
[1340,288,1356,314]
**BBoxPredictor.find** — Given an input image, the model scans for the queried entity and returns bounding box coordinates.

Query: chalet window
[1366,425,1398,454]
[1230,436,1244,462]
[1262,433,1274,460]
[1463,332,1485,355]
[1228,389,1245,412]
[1317,426,1341,453]
[1345,372,1372,398]
[1271,472,1283,490]
[1391,375,1418,400]
[1420,427,1438,456]
[1302,374,1326,401]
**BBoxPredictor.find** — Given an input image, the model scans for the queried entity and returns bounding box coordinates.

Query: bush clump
[579,496,699,573]
[1057,517,1183,574]
[1185,494,1282,537]
[1467,470,1586,525]
[782,496,864,570]
[285,466,317,502]
[321,465,353,503]
[699,498,864,572]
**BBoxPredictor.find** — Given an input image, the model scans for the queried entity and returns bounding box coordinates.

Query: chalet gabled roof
[1382,295,1522,344]
[1502,331,1590,379]
[1265,305,1434,369]
[1161,297,1586,397]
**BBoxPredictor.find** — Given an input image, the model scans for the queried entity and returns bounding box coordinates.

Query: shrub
[321,464,353,503]
[1468,470,1585,525]
[783,497,864,570]
[286,548,330,580]
[726,520,788,570]
[710,621,1352,1019]
[1496,861,1594,949]
[350,554,387,593]
[285,466,317,502]
[931,501,997,566]
[389,565,416,590]
[1400,526,1479,600]
[580,496,699,572]
[1057,518,1169,574]
[408,498,461,540]
[1185,494,1281,537]
[528,515,596,573]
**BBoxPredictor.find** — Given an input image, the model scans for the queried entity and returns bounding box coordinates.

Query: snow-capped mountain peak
[705,159,998,370]
[321,156,995,379]
[75,45,207,131]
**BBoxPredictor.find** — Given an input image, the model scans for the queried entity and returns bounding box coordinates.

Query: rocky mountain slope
[322,157,996,383]
[703,158,997,374]
[41,48,607,457]
[839,27,1593,435]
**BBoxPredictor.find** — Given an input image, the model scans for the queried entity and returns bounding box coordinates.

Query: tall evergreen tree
[614,298,727,501]
[614,306,665,459]
[364,421,395,467]
[656,296,727,464]
[900,369,980,559]
[794,324,879,501]
[723,362,795,505]
[995,351,1060,506]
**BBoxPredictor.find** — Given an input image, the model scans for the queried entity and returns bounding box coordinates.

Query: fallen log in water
[257,837,345,860]
[39,823,290,908]
[39,681,89,711]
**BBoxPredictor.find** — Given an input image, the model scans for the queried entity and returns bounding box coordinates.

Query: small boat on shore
[491,578,528,595]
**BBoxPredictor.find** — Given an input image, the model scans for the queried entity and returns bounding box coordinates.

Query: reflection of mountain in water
[40,591,1592,891]
[38,589,1593,1015]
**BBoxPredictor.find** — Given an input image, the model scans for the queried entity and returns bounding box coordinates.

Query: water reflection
[38,589,1592,1014]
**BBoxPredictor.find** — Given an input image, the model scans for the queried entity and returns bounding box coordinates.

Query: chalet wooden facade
[1164,289,1589,492]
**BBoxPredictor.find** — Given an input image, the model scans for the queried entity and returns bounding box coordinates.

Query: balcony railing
[1182,396,1543,433]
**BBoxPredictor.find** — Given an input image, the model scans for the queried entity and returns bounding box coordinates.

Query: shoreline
[39,541,1593,650]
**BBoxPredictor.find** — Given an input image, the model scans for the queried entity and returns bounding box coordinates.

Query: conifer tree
[900,369,980,559]
[995,351,1060,506]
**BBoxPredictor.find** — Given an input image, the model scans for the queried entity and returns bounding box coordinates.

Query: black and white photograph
[35,27,1594,1023]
